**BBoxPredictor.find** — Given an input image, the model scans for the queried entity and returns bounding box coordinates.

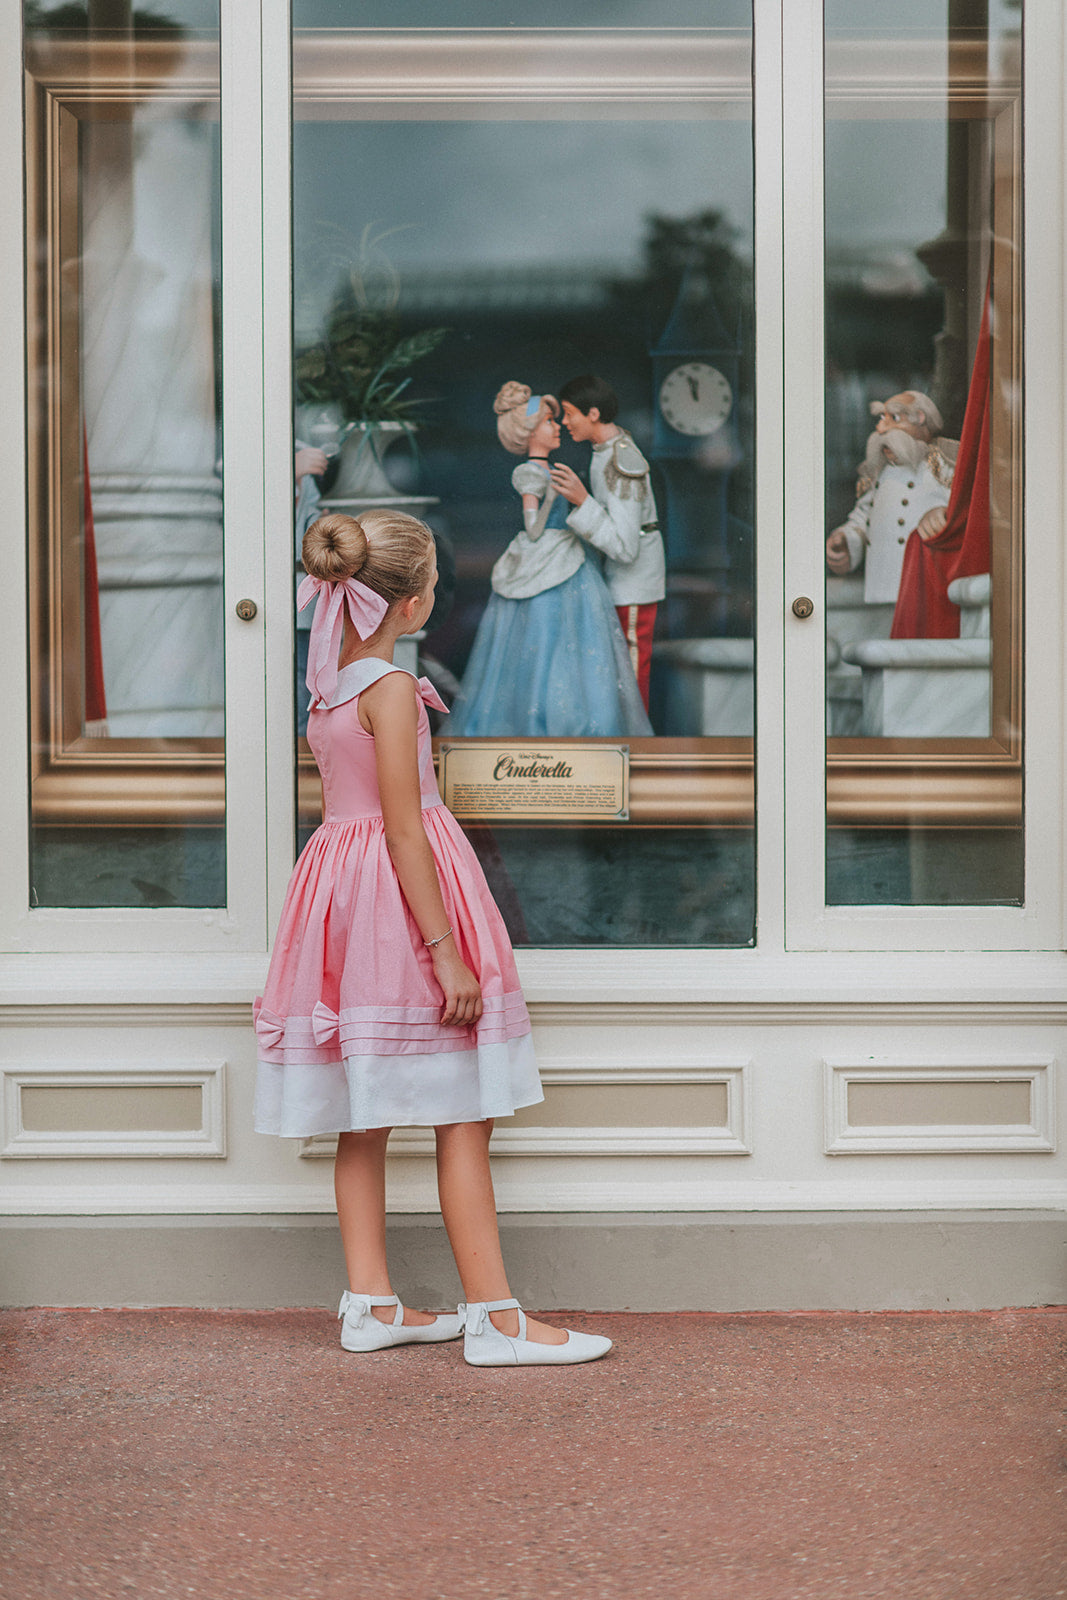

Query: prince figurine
[551,374,665,710]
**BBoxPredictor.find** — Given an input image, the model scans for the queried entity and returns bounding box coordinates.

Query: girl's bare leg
[334,1128,435,1327]
[434,1119,566,1344]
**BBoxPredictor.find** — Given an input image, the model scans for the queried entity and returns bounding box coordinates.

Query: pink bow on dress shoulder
[417,677,449,716]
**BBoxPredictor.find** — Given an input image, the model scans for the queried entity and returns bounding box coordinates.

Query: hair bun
[302,512,369,583]
[493,381,531,417]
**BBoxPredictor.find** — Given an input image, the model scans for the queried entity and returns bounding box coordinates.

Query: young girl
[254,508,611,1367]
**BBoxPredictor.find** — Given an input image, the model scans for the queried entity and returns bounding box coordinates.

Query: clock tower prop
[650,270,744,637]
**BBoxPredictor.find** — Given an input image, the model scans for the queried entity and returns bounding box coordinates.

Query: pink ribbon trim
[298,574,390,706]
[417,677,449,716]
[311,1001,340,1047]
[253,1005,286,1050]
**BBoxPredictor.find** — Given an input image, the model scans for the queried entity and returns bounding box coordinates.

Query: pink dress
[254,658,542,1137]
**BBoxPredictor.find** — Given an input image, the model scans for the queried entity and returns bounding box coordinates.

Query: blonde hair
[301,508,435,606]
[494,381,559,456]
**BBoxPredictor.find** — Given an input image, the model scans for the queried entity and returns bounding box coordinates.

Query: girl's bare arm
[363,674,482,1027]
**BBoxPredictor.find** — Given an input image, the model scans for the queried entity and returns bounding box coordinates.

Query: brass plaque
[439,743,629,821]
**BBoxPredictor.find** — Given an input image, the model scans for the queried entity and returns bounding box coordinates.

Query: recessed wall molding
[300,1057,751,1161]
[1,1061,227,1159]
[5,997,1067,1028]
[824,1057,1056,1155]
[0,1004,257,1027]
[527,1002,1067,1029]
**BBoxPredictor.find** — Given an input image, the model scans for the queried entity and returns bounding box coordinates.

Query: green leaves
[294,348,327,384]
[387,328,449,370]
[294,296,448,424]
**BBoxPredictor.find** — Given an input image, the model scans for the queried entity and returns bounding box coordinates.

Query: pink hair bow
[298,574,390,707]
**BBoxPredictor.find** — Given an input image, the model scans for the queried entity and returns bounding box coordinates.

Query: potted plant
[294,226,447,500]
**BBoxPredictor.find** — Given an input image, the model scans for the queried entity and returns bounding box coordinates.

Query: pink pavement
[2,1307,1065,1600]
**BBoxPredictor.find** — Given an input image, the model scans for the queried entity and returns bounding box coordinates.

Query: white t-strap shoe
[460,1298,612,1366]
[338,1291,463,1352]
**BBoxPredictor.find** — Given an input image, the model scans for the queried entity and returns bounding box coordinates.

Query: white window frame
[782,0,1067,954]
[1,0,1064,998]
[0,0,274,958]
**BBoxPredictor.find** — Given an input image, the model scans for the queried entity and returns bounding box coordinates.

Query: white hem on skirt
[254,1033,542,1138]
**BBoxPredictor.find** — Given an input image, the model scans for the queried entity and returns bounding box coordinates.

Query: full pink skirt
[254,802,542,1136]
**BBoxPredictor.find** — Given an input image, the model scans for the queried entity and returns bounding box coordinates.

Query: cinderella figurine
[440,382,652,738]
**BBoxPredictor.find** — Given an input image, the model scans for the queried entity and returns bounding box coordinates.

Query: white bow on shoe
[338,1291,463,1352]
[459,1298,612,1367]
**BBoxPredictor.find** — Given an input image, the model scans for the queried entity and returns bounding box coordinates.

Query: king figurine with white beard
[826,391,957,605]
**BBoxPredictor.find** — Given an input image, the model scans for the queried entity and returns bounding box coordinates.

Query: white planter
[328,421,410,501]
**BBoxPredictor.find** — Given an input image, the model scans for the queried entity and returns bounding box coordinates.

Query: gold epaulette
[927,439,959,488]
[612,432,649,478]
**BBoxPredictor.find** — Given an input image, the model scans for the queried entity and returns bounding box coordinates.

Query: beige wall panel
[0,1050,229,1159]
[848,1080,1032,1128]
[509,1082,730,1130]
[20,1085,204,1134]
[825,1055,1055,1156]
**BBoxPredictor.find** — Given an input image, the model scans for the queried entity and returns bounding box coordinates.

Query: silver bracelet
[424,925,452,949]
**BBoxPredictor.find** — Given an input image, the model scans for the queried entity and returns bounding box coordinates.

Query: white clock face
[659,362,733,437]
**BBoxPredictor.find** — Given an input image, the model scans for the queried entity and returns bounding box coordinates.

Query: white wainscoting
[0,1061,228,1160]
[823,1056,1056,1155]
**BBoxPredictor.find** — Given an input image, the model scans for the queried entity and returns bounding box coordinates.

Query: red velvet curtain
[890,284,992,640]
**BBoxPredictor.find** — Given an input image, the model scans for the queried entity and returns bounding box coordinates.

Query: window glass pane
[24,1,225,908]
[291,13,755,947]
[823,0,1023,907]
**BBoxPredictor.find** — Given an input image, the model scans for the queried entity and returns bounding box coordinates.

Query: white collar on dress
[321,657,414,711]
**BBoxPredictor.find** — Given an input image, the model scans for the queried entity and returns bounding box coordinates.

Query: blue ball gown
[441,464,652,739]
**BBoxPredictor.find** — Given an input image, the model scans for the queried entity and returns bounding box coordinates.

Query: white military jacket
[839,446,955,605]
[566,430,666,606]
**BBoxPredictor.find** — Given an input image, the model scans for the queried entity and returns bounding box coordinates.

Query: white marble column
[825,573,895,736]
[652,638,754,736]
[842,635,992,738]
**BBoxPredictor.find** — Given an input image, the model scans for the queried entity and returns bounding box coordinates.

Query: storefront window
[291,5,756,946]
[24,1,225,908]
[823,0,1023,907]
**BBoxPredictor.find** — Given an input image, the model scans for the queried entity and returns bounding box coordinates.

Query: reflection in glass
[296,0,748,25]
[25,3,225,907]
[292,17,756,945]
[824,1,1023,906]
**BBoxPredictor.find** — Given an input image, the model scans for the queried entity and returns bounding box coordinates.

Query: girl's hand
[431,946,483,1027]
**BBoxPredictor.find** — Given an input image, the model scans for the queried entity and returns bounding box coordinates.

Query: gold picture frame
[26,38,224,825]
